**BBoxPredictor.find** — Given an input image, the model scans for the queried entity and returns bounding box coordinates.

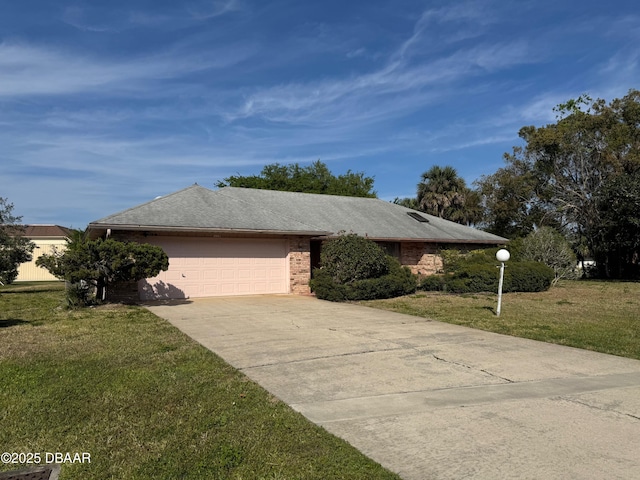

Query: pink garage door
[139,237,289,300]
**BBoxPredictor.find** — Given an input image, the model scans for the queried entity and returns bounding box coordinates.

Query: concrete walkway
[145,295,640,480]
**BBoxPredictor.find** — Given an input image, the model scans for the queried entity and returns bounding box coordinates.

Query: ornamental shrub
[320,233,389,284]
[37,235,169,306]
[503,261,555,292]
[419,274,447,291]
[309,269,349,302]
[419,248,554,293]
[310,249,417,302]
[345,257,417,300]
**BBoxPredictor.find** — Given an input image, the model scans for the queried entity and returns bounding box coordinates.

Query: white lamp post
[496,249,510,316]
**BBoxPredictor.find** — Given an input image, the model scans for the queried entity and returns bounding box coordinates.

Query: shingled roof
[23,225,72,237]
[89,185,507,244]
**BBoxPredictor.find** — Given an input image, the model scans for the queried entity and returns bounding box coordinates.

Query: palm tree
[416,165,483,225]
[417,166,467,218]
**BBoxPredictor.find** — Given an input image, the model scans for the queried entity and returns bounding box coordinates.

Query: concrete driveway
[145,295,640,480]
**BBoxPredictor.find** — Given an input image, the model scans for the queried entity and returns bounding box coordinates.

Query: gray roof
[89,185,507,244]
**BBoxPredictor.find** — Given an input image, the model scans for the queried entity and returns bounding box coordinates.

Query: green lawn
[362,280,640,360]
[0,283,400,480]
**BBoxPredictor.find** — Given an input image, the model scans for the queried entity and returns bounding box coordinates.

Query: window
[377,241,400,259]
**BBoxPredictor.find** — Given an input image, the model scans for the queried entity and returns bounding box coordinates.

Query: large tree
[474,151,550,238]
[216,160,376,197]
[478,90,640,277]
[416,165,481,225]
[0,198,35,285]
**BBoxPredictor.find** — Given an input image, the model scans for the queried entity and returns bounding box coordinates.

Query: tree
[514,227,577,285]
[37,234,169,305]
[474,152,550,238]
[480,90,640,278]
[215,160,376,197]
[594,170,640,278]
[0,198,35,285]
[392,197,419,209]
[416,166,481,225]
[523,91,640,277]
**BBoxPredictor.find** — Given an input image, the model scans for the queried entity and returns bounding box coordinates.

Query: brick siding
[288,237,311,294]
[400,242,443,276]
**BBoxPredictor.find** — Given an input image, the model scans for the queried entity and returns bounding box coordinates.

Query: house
[87,185,507,300]
[16,225,71,282]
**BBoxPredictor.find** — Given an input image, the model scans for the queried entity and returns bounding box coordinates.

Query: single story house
[87,185,507,301]
[16,225,71,282]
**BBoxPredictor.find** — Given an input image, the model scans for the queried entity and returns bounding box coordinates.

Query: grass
[0,283,400,480]
[362,280,640,360]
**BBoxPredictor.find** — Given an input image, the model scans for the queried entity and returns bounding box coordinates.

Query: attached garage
[139,237,289,299]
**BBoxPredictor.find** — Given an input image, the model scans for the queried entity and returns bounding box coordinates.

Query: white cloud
[0,41,252,97]
[186,0,242,20]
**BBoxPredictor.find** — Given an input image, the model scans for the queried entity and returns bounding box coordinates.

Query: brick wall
[288,237,311,294]
[400,242,443,276]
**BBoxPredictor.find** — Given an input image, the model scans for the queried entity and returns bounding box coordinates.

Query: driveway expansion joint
[432,353,515,383]
[563,397,640,421]
[240,346,407,370]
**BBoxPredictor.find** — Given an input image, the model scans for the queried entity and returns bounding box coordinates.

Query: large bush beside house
[420,248,554,293]
[319,233,390,284]
[310,234,417,301]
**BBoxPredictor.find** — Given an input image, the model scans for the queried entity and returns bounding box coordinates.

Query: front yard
[0,283,400,480]
[362,280,640,360]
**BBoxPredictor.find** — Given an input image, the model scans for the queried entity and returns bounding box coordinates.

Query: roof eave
[87,223,331,238]
[313,235,508,244]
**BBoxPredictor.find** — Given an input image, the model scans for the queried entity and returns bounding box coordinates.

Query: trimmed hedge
[320,233,389,284]
[504,261,555,292]
[420,259,554,294]
[311,256,417,302]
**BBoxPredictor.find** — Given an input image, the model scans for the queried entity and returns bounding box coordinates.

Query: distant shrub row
[421,248,554,293]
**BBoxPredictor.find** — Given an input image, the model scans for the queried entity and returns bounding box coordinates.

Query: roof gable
[89,185,507,244]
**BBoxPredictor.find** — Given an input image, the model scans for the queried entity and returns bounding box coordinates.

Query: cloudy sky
[2,0,639,228]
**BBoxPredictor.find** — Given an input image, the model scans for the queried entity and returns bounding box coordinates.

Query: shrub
[320,233,389,284]
[419,248,555,293]
[515,227,578,284]
[65,281,94,308]
[419,274,447,291]
[504,261,555,292]
[309,269,349,302]
[347,258,417,300]
[311,256,417,301]
[37,235,169,306]
[448,264,498,293]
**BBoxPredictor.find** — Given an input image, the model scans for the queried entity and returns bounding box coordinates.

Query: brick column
[289,237,311,294]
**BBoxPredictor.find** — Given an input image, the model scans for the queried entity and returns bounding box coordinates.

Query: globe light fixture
[496,249,510,263]
[496,249,510,316]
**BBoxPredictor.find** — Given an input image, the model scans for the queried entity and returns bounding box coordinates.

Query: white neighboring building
[16,225,71,282]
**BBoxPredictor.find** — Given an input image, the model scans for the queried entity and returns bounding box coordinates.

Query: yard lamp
[496,249,510,316]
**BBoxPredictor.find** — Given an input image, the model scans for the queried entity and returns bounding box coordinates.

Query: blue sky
[2,0,639,228]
